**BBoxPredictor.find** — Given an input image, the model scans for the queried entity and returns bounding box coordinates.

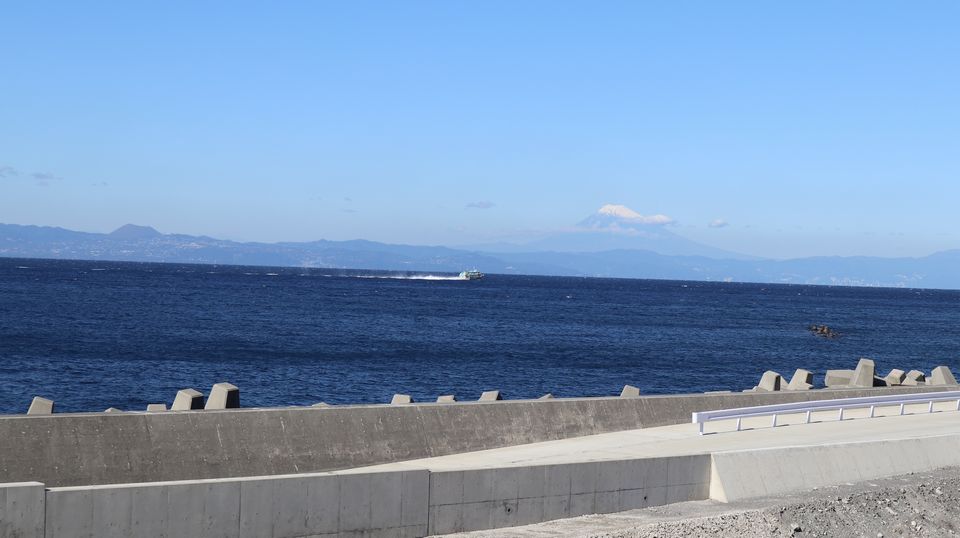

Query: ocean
[0,257,958,414]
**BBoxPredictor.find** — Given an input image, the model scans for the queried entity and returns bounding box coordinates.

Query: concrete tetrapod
[903,370,926,386]
[479,390,502,401]
[851,358,876,388]
[930,366,959,386]
[825,369,855,388]
[26,397,54,415]
[204,382,240,409]
[436,395,456,403]
[756,371,783,392]
[884,369,907,386]
[620,385,641,397]
[146,403,167,412]
[391,394,413,404]
[786,369,814,391]
[171,388,205,411]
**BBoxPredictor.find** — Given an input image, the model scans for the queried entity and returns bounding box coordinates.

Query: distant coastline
[1,222,959,289]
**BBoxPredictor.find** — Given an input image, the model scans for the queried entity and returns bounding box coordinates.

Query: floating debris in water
[809,324,840,339]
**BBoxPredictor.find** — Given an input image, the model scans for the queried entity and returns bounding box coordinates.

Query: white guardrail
[692,390,960,435]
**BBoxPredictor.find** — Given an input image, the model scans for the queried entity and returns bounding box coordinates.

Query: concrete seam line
[426,469,433,533]
[236,478,242,536]
[43,485,48,537]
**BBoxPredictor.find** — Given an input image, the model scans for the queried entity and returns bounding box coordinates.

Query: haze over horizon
[3,3,959,259]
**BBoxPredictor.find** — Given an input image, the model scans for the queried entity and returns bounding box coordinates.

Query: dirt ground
[438,467,960,537]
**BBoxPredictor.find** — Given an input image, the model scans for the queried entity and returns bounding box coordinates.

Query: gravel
[437,467,960,538]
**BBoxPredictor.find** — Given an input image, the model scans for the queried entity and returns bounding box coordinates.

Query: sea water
[0,257,958,413]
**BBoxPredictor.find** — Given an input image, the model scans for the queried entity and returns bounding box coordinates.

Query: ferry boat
[459,269,484,280]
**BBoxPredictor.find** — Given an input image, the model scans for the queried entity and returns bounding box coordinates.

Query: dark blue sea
[0,257,958,414]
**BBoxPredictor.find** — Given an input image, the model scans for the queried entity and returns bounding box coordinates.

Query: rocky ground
[438,467,960,538]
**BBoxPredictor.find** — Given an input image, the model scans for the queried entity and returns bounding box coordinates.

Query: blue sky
[2,2,958,258]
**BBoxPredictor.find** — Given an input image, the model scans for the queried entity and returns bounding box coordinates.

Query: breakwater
[1,385,951,488]
[4,387,960,538]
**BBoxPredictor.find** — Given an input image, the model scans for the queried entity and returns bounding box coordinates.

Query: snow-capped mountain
[577,204,675,228]
[523,204,753,259]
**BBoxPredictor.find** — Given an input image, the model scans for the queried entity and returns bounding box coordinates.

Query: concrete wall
[5,431,960,537]
[3,456,711,538]
[709,434,960,502]
[426,455,711,535]
[42,469,428,538]
[0,386,945,487]
[0,482,44,538]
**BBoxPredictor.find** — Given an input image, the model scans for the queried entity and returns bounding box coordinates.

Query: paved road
[354,399,960,473]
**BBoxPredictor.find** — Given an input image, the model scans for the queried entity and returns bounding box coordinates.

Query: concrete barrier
[23,456,709,537]
[0,481,45,537]
[41,469,428,538]
[0,386,950,488]
[6,427,960,536]
[709,434,960,502]
[426,455,711,534]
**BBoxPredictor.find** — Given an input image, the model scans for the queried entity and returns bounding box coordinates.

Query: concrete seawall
[709,434,960,502]
[1,455,712,538]
[0,386,946,488]
[5,433,960,537]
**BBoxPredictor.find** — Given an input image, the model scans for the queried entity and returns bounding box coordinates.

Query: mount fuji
[518,205,754,259]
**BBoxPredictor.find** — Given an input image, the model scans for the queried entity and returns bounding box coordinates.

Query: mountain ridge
[1,221,959,289]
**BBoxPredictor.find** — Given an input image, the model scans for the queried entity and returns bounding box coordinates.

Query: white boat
[459,269,483,280]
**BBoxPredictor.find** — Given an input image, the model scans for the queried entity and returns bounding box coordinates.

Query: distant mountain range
[1,206,958,289]
[461,204,756,260]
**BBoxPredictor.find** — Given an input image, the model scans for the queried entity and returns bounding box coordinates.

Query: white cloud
[466,201,495,209]
[597,204,673,224]
[709,218,729,228]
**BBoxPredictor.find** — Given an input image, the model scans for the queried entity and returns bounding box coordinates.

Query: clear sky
[2,2,958,259]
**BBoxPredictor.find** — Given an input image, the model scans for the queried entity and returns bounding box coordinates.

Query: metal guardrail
[692,389,960,435]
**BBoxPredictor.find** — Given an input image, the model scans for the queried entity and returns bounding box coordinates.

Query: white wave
[354,274,467,281]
